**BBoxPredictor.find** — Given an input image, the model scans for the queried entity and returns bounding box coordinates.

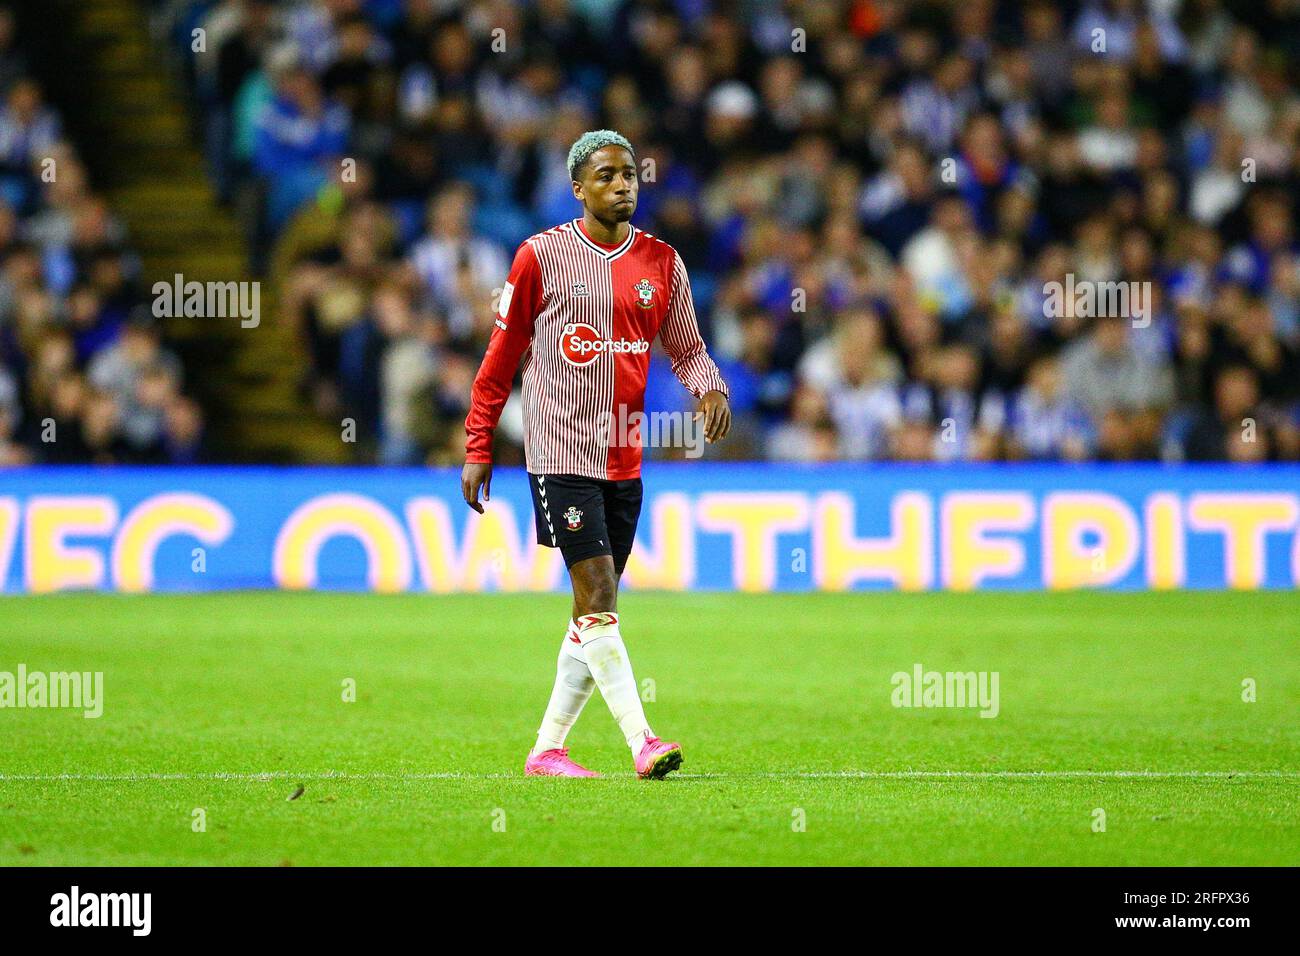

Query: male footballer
[462,130,731,779]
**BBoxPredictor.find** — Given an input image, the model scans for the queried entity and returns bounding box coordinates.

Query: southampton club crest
[564,506,584,531]
[633,278,656,309]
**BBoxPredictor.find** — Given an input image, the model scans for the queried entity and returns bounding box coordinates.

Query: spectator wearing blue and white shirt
[1009,355,1093,460]
[406,183,507,340]
[797,309,903,460]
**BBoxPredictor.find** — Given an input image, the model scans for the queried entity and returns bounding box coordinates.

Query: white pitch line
[0,770,1295,782]
[685,770,1300,780]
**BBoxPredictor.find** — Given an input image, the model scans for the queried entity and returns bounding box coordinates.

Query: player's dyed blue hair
[567,129,636,182]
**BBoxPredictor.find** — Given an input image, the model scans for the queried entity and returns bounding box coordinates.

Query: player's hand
[697,390,731,444]
[461,462,492,514]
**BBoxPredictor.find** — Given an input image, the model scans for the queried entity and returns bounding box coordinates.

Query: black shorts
[528,473,643,575]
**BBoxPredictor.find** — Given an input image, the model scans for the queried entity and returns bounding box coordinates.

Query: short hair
[567,129,635,182]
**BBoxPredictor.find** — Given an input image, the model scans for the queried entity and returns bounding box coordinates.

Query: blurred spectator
[1184,364,1271,462]
[1061,314,1173,458]
[406,183,507,339]
[253,48,350,234]
[0,77,58,179]
[0,8,27,96]
[1007,354,1092,460]
[767,383,840,462]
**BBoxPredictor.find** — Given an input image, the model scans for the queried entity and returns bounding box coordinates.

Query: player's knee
[571,558,617,613]
[575,581,616,615]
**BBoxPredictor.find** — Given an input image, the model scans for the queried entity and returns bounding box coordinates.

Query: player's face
[575,146,638,223]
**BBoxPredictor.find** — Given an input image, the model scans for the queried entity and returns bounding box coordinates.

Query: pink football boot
[524,748,600,778]
[634,736,684,779]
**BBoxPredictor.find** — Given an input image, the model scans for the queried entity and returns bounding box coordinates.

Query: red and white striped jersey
[465,218,728,480]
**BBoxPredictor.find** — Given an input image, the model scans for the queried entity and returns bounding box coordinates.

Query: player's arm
[462,241,542,513]
[659,249,731,444]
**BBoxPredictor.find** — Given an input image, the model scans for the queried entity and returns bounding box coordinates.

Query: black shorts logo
[564,505,583,531]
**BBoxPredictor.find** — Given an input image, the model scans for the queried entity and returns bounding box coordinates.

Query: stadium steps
[31,0,349,463]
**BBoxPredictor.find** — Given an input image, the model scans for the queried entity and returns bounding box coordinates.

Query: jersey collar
[571,218,637,262]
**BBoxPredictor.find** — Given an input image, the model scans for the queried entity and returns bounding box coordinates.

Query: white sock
[533,620,595,754]
[574,612,653,755]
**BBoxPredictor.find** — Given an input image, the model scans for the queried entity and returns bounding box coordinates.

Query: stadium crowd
[0,6,206,465]
[165,0,1300,465]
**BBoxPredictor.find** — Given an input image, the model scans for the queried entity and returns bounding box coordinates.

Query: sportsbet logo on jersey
[560,322,650,366]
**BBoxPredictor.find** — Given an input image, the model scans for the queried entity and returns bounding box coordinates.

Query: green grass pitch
[1,590,1296,866]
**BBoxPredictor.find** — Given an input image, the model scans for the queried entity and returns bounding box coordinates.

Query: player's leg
[524,474,602,777]
[570,479,683,779]
[569,555,657,757]
[525,618,599,776]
